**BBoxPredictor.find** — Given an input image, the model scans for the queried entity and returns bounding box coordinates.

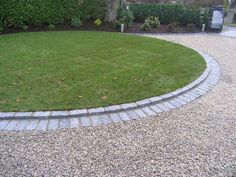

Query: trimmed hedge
[0,0,106,28]
[233,13,236,23]
[129,3,202,26]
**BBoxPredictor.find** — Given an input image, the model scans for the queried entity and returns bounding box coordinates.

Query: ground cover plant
[0,31,205,111]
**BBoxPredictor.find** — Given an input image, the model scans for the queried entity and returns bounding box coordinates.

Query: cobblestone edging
[0,51,221,131]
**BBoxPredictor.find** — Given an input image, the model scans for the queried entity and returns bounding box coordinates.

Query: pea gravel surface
[0,34,236,177]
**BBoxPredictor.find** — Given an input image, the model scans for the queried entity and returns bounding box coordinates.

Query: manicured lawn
[0,31,205,111]
[224,23,236,27]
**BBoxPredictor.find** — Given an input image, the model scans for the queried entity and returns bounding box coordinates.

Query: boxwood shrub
[129,3,202,26]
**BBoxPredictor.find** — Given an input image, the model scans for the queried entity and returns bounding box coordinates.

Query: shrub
[116,9,134,28]
[141,16,160,31]
[48,24,56,30]
[79,0,106,21]
[233,13,236,23]
[94,19,102,26]
[167,22,178,32]
[129,3,201,27]
[147,16,160,28]
[0,26,3,33]
[0,0,82,28]
[71,17,82,27]
[141,21,151,31]
[22,25,29,31]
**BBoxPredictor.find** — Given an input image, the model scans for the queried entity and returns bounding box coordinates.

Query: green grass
[0,31,206,111]
[224,23,236,27]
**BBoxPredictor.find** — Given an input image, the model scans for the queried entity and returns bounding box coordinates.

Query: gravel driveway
[0,34,236,177]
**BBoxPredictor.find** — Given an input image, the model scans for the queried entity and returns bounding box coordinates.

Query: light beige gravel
[0,34,236,177]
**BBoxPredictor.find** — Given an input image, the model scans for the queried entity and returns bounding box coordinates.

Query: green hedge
[129,3,202,26]
[0,0,106,28]
[233,13,236,23]
[80,0,106,21]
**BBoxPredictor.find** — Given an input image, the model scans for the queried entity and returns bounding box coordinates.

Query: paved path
[0,34,235,176]
[221,26,236,37]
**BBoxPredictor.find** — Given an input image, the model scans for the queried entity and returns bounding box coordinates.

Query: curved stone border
[0,51,221,131]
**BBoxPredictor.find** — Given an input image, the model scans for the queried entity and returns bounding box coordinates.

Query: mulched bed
[0,22,201,35]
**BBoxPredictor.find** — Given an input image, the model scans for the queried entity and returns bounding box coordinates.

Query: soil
[0,22,201,35]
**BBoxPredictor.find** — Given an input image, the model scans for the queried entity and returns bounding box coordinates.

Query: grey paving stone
[0,112,15,119]
[88,107,105,115]
[187,92,200,98]
[126,110,140,120]
[149,105,163,114]
[178,95,192,103]
[70,118,80,128]
[51,111,69,118]
[162,101,176,109]
[120,103,138,110]
[109,113,122,123]
[118,112,131,121]
[196,86,209,92]
[134,109,147,118]
[80,117,91,126]
[14,112,33,118]
[70,109,88,117]
[0,120,9,129]
[169,99,182,108]
[172,97,187,105]
[149,96,163,103]
[25,120,39,130]
[183,93,196,100]
[48,119,59,130]
[192,88,206,95]
[135,99,151,107]
[90,115,102,126]
[4,120,19,130]
[142,107,156,117]
[59,119,69,129]
[36,120,49,131]
[104,105,122,112]
[100,114,112,125]
[160,92,175,100]
[156,103,170,112]
[33,111,51,118]
[14,120,30,131]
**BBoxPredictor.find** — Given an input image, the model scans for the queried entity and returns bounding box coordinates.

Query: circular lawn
[0,31,206,112]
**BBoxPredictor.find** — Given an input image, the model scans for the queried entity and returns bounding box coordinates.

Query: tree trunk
[105,0,118,22]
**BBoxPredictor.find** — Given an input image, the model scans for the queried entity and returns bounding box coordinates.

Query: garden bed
[0,22,201,35]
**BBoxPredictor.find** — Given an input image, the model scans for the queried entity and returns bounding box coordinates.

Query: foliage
[94,19,102,26]
[48,24,56,30]
[146,16,160,28]
[0,26,3,33]
[129,3,202,27]
[79,0,106,21]
[22,25,29,31]
[115,9,134,28]
[0,0,83,28]
[71,17,82,27]
[142,16,160,31]
[142,20,151,31]
[233,13,236,23]
[177,0,227,8]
